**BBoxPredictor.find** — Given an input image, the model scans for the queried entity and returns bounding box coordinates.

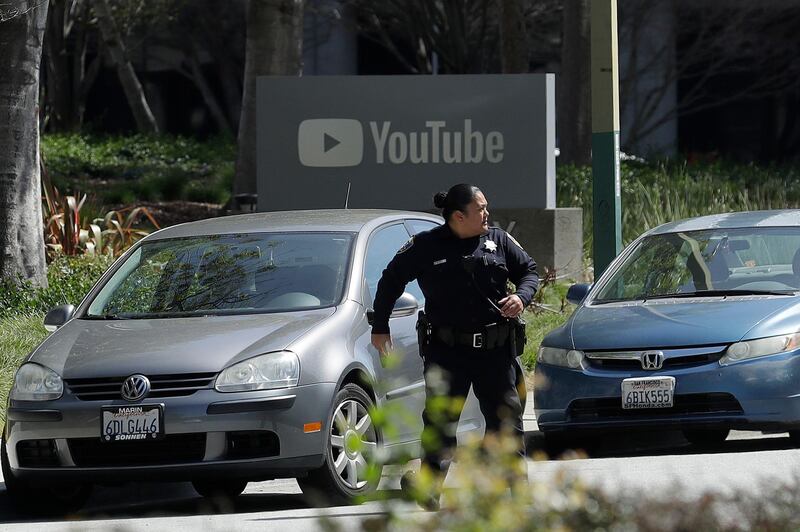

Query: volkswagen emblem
[640,351,665,370]
[121,374,150,402]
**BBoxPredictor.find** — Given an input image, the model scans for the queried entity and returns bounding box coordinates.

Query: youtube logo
[298,119,364,167]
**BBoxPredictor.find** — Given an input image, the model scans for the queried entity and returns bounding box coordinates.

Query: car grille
[584,346,727,371]
[68,433,207,467]
[568,392,744,421]
[17,439,60,467]
[64,372,217,401]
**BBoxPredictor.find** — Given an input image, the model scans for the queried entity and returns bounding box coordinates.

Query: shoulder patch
[507,232,524,250]
[397,236,415,254]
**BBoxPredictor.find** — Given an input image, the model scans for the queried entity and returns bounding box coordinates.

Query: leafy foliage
[329,398,800,532]
[0,255,112,320]
[41,133,235,205]
[557,160,800,258]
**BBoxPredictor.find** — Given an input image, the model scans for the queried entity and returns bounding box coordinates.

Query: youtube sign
[258,75,556,212]
[298,119,364,167]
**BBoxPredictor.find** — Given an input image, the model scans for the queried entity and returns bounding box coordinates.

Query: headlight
[11,363,63,401]
[215,351,300,392]
[720,333,800,366]
[537,346,585,369]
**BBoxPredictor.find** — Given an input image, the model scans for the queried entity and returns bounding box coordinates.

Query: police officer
[370,183,538,508]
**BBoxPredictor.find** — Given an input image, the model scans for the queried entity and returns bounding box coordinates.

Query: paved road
[2,399,799,530]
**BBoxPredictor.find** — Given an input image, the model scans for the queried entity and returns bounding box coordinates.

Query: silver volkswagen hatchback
[2,210,485,513]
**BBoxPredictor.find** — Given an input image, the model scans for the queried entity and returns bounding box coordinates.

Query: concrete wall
[490,208,584,281]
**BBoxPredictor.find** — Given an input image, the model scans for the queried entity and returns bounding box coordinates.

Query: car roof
[647,210,800,236]
[145,209,441,240]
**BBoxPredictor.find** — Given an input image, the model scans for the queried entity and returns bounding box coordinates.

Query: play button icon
[324,133,341,153]
[298,119,364,167]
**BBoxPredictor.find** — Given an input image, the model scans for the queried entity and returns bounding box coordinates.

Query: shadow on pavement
[0,482,312,524]
[0,432,794,523]
[0,480,409,524]
[525,429,798,460]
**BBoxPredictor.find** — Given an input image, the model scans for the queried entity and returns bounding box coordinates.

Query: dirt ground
[113,200,224,229]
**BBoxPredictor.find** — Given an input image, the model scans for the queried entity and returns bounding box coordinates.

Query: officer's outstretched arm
[370,237,422,335]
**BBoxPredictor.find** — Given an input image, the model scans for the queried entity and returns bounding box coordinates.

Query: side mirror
[44,304,75,332]
[366,292,419,325]
[391,292,419,318]
[566,284,592,306]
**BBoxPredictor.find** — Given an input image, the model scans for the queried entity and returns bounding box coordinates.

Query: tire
[682,429,729,447]
[788,430,800,446]
[191,479,248,499]
[297,384,382,505]
[2,437,92,516]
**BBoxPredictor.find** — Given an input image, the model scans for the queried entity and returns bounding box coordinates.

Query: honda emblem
[640,351,664,370]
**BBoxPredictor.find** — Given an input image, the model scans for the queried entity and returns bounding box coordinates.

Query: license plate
[101,405,163,442]
[621,376,675,409]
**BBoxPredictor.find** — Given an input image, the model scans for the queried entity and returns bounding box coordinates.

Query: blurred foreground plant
[320,369,800,532]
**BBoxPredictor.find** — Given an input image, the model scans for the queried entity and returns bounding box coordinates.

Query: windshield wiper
[591,298,635,305]
[593,288,796,304]
[643,289,796,300]
[82,314,131,320]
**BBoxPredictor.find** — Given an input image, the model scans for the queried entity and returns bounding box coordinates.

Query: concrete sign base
[490,208,584,282]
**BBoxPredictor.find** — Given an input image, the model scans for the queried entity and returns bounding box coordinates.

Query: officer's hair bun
[433,191,448,209]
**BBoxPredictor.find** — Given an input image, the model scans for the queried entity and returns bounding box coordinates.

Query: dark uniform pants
[420,345,526,474]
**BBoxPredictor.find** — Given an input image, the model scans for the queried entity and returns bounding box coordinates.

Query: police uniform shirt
[371,224,539,334]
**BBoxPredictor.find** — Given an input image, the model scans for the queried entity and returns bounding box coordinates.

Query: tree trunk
[93,0,159,134]
[0,1,49,287]
[186,40,232,135]
[498,0,528,73]
[44,0,74,131]
[219,60,243,132]
[234,0,304,197]
[558,0,591,165]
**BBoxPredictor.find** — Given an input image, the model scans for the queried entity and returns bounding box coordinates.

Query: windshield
[86,232,353,318]
[593,227,800,303]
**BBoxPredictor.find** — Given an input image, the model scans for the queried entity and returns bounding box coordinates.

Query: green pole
[591,0,622,278]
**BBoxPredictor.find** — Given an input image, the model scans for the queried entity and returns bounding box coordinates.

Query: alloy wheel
[329,398,377,490]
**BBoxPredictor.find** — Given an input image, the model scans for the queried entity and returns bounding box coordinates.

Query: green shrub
[41,134,235,207]
[557,160,800,258]
[0,255,112,319]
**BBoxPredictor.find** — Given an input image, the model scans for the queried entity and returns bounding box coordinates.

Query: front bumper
[533,350,800,433]
[5,382,336,483]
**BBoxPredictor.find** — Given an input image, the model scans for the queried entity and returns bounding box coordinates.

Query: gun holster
[416,310,432,357]
[509,315,527,357]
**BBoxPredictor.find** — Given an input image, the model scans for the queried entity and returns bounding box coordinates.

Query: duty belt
[432,322,512,349]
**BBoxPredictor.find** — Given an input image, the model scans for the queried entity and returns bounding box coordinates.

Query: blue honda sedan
[534,210,800,449]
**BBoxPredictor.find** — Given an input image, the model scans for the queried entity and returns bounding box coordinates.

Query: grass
[0,255,110,427]
[557,159,800,256]
[520,279,576,371]
[0,315,48,425]
[41,133,236,206]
